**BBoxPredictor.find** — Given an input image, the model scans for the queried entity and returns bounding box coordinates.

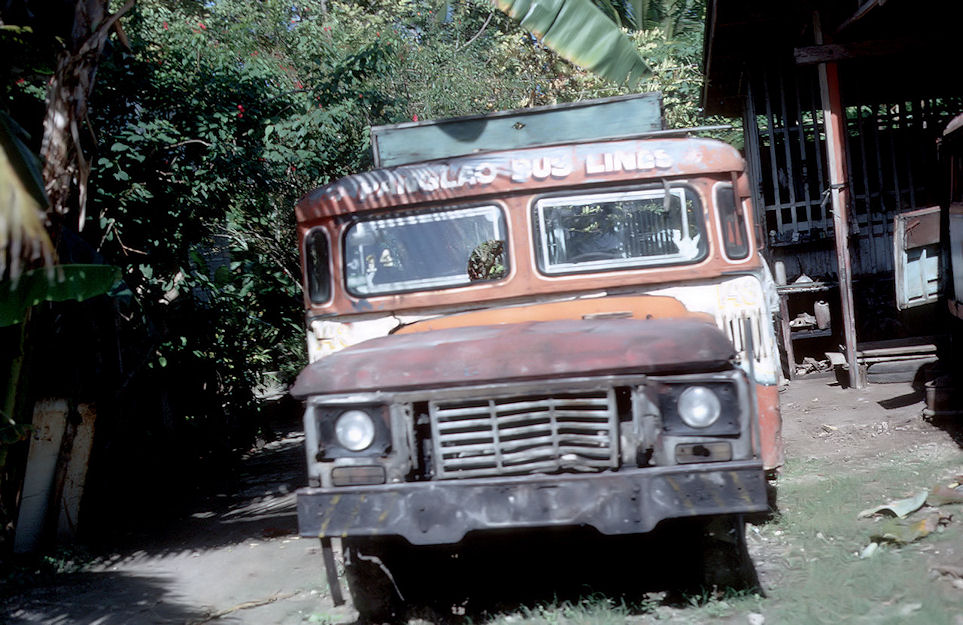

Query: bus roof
[296,136,744,225]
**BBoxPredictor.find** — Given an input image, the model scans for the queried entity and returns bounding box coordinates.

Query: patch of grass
[405,445,961,625]
[484,594,650,625]
[478,588,765,625]
[763,446,963,625]
[675,587,765,621]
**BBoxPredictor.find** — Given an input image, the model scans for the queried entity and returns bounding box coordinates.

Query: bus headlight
[677,386,722,428]
[335,410,376,451]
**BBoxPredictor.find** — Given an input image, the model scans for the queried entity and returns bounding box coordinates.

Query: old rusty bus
[291,100,783,618]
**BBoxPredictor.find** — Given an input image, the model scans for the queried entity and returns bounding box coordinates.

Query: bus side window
[716,184,750,260]
[305,229,331,304]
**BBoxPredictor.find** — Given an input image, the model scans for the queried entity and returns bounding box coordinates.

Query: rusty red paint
[291,318,734,397]
[295,138,744,224]
[755,383,784,470]
[393,295,713,335]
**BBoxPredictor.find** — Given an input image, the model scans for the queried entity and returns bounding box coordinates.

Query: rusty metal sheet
[295,138,745,224]
[393,295,713,335]
[371,93,663,168]
[755,383,783,470]
[296,170,764,318]
[900,206,941,249]
[296,461,767,545]
[290,318,734,398]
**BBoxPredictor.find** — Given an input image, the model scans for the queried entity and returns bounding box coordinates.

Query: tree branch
[456,11,494,51]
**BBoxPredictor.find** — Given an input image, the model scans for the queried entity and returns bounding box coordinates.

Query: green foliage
[496,0,650,86]
[0,265,121,327]
[81,0,718,446]
[0,0,724,513]
[81,0,615,457]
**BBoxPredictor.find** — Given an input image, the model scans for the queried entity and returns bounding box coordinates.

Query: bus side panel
[756,383,783,470]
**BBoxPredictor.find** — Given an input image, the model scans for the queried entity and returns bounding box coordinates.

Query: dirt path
[4,376,962,624]
[4,431,351,625]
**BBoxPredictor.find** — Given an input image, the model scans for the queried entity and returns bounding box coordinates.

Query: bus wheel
[700,515,760,592]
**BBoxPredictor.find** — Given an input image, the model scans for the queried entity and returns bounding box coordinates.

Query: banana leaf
[0,264,122,327]
[495,0,651,86]
[0,110,54,281]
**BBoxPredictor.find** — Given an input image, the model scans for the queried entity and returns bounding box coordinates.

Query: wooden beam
[835,0,886,34]
[795,39,911,65]
[815,13,864,389]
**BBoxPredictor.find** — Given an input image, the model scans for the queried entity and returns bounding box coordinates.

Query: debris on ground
[932,564,963,579]
[747,612,765,625]
[927,484,963,506]
[870,510,952,545]
[795,357,832,376]
[858,490,929,519]
[859,478,963,555]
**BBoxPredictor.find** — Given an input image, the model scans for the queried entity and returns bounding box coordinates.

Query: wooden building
[702,0,963,385]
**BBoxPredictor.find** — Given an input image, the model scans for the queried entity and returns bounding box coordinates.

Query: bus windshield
[344,205,508,296]
[532,186,706,274]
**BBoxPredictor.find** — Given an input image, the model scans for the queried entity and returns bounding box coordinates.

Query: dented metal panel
[290,318,734,398]
[429,389,619,479]
[392,295,713,334]
[296,138,744,224]
[371,93,663,168]
[296,461,767,545]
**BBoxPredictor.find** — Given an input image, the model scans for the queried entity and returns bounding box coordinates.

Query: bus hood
[291,317,734,397]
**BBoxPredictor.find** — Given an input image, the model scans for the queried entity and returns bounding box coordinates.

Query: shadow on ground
[925,412,963,448]
[4,572,214,625]
[82,428,308,561]
[877,390,924,410]
[341,521,761,625]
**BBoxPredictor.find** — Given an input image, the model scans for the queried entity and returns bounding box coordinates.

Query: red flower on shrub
[163,21,168,30]
[198,22,207,30]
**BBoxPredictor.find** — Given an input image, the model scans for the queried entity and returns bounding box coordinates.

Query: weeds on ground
[0,545,94,594]
[479,446,962,625]
[482,594,648,625]
[480,588,764,625]
[762,446,963,625]
[681,586,764,616]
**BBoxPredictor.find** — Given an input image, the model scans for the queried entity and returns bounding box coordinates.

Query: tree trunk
[40,0,134,230]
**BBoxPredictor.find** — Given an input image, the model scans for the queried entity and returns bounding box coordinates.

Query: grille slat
[437,411,610,433]
[439,458,606,479]
[440,434,611,457]
[429,389,619,479]
[433,397,607,416]
[436,417,499,432]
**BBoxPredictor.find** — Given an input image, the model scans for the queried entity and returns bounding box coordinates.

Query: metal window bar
[748,66,832,245]
[746,62,959,277]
